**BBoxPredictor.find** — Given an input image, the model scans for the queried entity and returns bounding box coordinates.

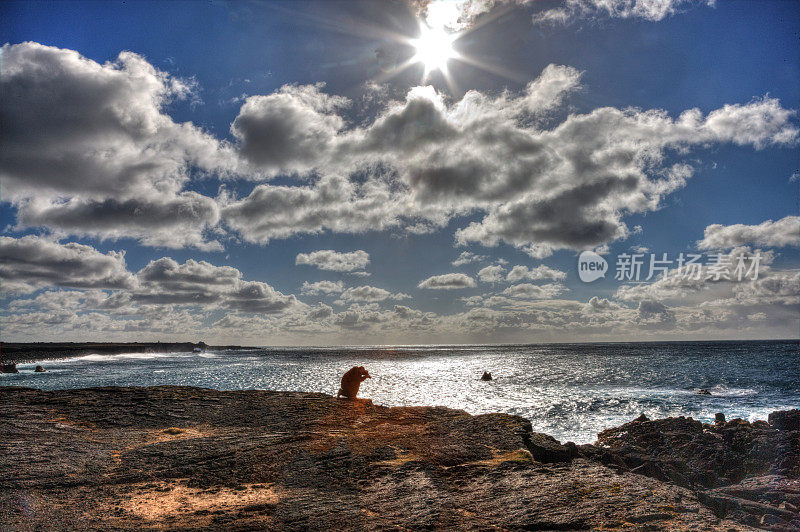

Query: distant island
[1,342,258,364]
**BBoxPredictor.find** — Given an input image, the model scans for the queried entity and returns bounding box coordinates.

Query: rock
[779,500,798,512]
[0,386,792,530]
[0,363,18,374]
[698,389,712,395]
[34,365,46,373]
[760,512,784,527]
[769,410,799,432]
[594,413,799,489]
[524,432,577,463]
[715,413,726,424]
[634,413,649,422]
[480,371,492,381]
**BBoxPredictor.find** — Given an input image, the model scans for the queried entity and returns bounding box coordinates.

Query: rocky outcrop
[0,386,795,530]
[0,363,19,373]
[588,411,799,530]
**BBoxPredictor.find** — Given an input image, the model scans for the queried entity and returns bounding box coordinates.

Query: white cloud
[452,250,488,266]
[533,0,714,25]
[0,42,237,250]
[295,249,371,272]
[506,264,566,282]
[134,257,300,313]
[338,285,411,302]
[697,216,799,250]
[418,273,476,289]
[231,83,347,173]
[502,283,567,299]
[477,264,506,282]
[301,280,345,295]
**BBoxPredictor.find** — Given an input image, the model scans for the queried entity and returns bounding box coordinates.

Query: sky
[1,0,798,345]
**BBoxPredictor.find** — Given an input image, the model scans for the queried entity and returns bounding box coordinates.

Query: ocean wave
[699,385,758,397]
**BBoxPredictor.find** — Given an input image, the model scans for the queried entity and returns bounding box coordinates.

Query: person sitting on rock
[337,366,371,399]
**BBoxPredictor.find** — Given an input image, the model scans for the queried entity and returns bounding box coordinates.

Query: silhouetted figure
[481,371,492,381]
[337,366,371,399]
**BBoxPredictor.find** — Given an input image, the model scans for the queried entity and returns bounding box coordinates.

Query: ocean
[2,340,797,444]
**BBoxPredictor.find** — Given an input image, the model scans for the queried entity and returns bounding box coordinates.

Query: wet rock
[0,363,18,373]
[634,413,649,422]
[34,365,46,373]
[769,410,799,432]
[480,371,492,381]
[715,412,726,424]
[698,389,712,395]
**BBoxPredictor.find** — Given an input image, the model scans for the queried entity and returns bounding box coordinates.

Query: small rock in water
[480,371,492,381]
[34,365,46,373]
[715,413,725,424]
[1,363,19,374]
[697,389,712,395]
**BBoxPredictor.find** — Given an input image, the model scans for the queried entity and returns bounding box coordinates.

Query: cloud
[222,70,793,256]
[477,264,506,282]
[418,273,476,289]
[5,44,796,259]
[582,296,621,314]
[502,283,567,299]
[0,236,135,294]
[301,280,345,295]
[0,42,237,249]
[506,264,567,282]
[635,299,677,326]
[222,175,404,244]
[132,257,299,314]
[16,193,222,251]
[533,0,715,25]
[697,216,799,250]
[231,83,347,173]
[452,250,488,266]
[338,285,411,302]
[295,249,371,272]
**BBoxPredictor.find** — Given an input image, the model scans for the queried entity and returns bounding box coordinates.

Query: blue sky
[1,0,798,344]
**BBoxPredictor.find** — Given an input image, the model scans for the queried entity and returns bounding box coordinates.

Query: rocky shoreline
[0,386,797,530]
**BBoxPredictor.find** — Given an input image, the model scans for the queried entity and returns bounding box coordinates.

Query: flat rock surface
[0,386,783,530]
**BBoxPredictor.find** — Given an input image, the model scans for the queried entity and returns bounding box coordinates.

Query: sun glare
[410,24,458,76]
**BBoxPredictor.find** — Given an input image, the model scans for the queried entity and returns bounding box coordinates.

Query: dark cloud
[0,236,135,294]
[17,193,222,250]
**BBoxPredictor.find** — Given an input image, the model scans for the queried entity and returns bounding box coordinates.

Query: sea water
[2,340,797,444]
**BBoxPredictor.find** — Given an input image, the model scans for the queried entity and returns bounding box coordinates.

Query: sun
[410,24,459,76]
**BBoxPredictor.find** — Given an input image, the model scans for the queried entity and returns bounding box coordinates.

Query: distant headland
[0,342,257,364]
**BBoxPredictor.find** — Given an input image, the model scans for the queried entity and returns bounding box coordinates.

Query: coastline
[0,342,258,364]
[1,385,796,530]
